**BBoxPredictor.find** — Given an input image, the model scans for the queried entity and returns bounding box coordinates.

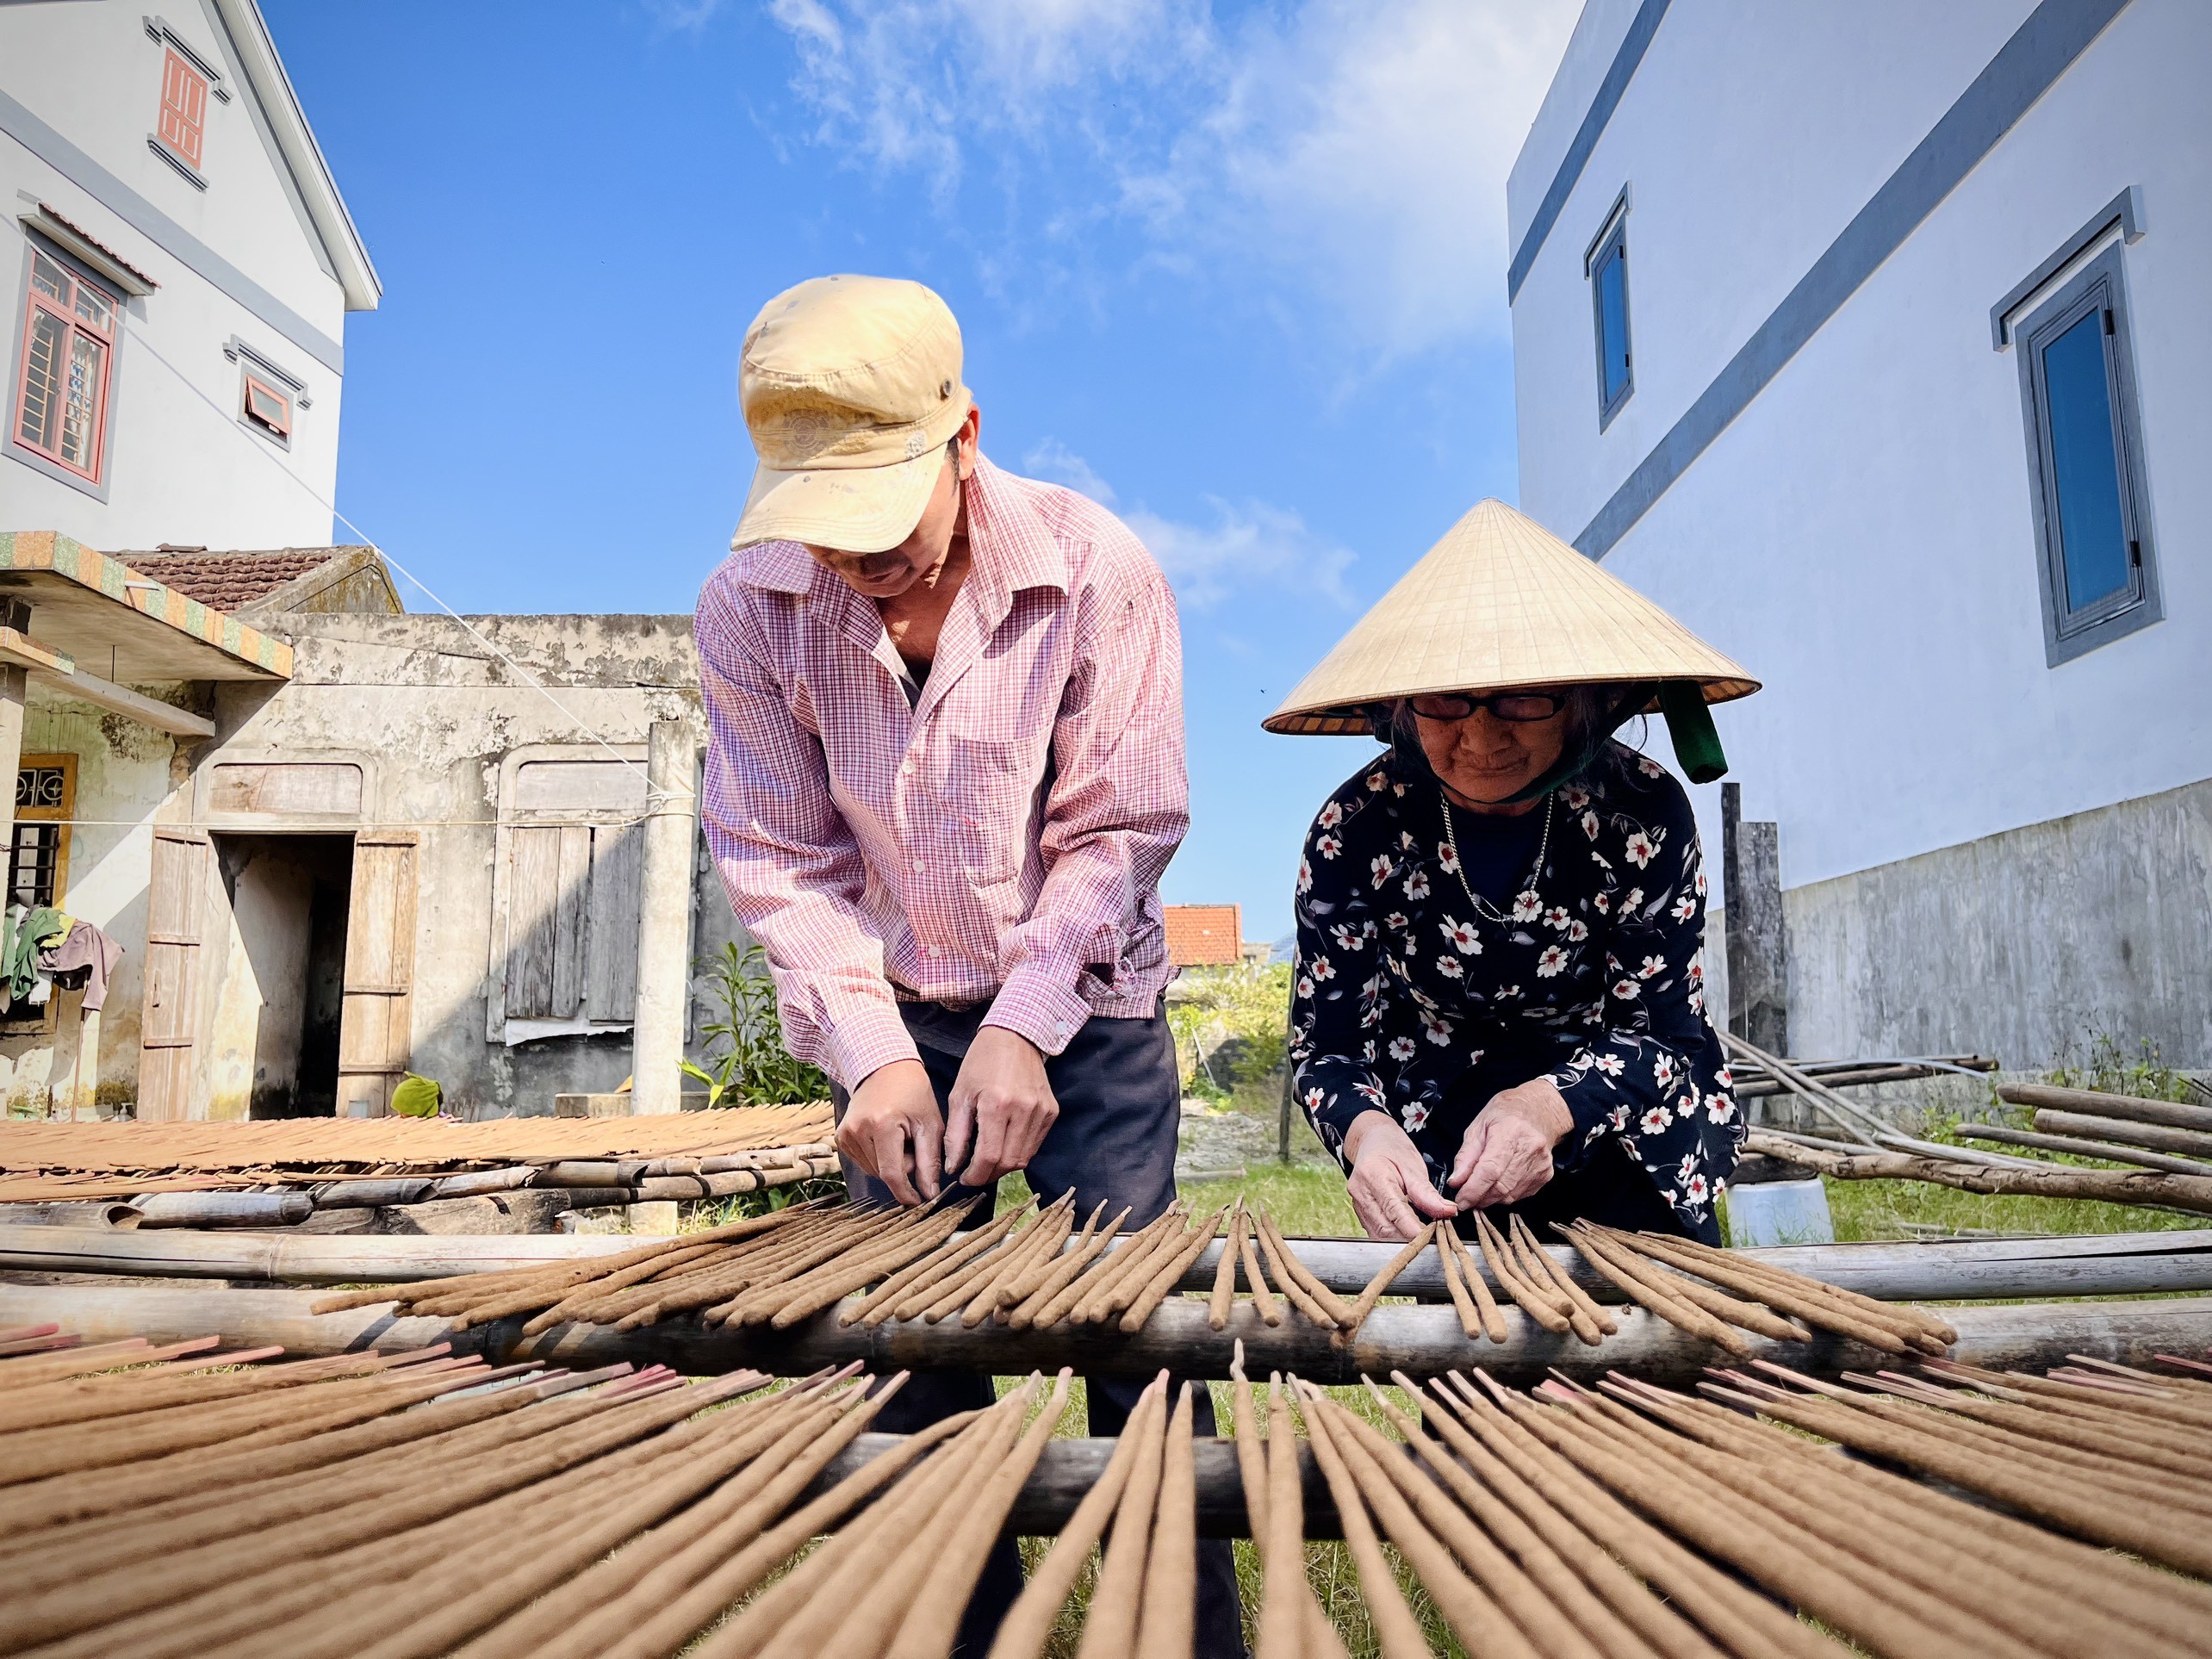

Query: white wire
[118,322,694,801]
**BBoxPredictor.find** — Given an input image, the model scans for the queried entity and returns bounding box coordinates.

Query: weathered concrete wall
[0,686,189,1111]
[210,613,745,1119]
[1786,776,2212,1070]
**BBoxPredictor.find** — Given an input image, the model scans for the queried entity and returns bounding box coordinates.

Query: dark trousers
[833,1001,1247,1659]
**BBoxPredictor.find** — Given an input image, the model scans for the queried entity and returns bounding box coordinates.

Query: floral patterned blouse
[1289,741,1742,1234]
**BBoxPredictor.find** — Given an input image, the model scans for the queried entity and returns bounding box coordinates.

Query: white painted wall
[1509,0,2210,890]
[0,0,357,550]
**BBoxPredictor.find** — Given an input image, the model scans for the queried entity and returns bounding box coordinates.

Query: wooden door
[137,826,208,1122]
[337,831,419,1116]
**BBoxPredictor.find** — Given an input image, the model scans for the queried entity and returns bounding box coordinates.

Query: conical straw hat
[1264,498,1758,735]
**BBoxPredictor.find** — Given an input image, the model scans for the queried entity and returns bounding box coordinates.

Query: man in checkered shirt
[697,275,1241,1654]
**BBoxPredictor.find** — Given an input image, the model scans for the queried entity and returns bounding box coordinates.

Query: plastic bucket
[1726,1177,1835,1246]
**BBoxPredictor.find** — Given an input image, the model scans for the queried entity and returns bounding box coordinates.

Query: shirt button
[911,859,925,874]
[1054,1022,1071,1038]
[925,944,942,959]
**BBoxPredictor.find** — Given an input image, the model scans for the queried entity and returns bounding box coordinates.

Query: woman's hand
[1342,1112,1461,1241]
[1449,1079,1574,1209]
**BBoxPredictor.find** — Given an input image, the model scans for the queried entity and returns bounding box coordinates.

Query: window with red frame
[15,252,118,482]
[241,371,291,441]
[157,49,208,170]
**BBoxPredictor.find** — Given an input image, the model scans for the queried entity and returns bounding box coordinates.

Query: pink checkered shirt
[696,456,1190,1091]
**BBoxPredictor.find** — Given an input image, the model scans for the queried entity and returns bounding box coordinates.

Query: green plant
[680,942,830,1108]
[1167,961,1294,1103]
[2047,1031,2193,1103]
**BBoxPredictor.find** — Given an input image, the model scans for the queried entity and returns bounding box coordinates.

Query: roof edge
[0,531,294,679]
[213,0,380,311]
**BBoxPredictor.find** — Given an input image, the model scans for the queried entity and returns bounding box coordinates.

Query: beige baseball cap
[730,275,973,554]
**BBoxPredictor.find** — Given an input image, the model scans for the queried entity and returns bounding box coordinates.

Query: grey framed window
[1587,203,1632,428]
[2012,244,2159,664]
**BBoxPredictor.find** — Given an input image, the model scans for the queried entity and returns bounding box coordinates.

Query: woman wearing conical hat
[1266,499,1759,1244]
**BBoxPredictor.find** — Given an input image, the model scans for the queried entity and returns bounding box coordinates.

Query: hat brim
[1263,671,1761,736]
[730,445,945,555]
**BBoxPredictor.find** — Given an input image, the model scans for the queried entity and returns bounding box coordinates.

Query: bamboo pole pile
[1233,1349,2212,1659]
[1728,1053,1995,1100]
[0,1103,836,1207]
[1749,1129,2212,1216]
[1950,1081,2212,1177]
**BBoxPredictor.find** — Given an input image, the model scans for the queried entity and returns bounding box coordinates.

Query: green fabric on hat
[390,1074,443,1118]
[1658,680,1728,783]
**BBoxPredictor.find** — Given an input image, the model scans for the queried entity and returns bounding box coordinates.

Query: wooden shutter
[583,820,643,1022]
[136,827,208,1122]
[503,823,591,1020]
[338,831,419,1116]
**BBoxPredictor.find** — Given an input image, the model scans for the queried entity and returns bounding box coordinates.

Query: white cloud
[764,0,1577,356]
[1125,499,1355,612]
[1023,442,1353,611]
[1021,438,1117,505]
[642,0,730,33]
[766,0,1208,183]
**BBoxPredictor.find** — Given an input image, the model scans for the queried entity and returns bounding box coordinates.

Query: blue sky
[264,0,1578,944]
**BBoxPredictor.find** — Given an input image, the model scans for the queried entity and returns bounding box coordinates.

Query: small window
[157,49,208,170]
[1589,214,1632,426]
[242,372,291,441]
[2014,245,2159,663]
[14,251,119,484]
[9,755,75,910]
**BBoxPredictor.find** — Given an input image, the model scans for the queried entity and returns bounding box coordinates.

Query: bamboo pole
[1747,1130,2212,1216]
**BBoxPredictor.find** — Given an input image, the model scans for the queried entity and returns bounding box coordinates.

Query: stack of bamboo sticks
[312,1196,1959,1357]
[0,1103,836,1206]
[1241,1349,2212,1659]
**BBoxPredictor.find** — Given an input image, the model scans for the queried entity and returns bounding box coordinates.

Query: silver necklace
[1441,792,1552,925]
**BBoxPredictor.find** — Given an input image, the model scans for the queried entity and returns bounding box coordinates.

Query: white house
[0,0,376,549]
[1507,0,2208,1068]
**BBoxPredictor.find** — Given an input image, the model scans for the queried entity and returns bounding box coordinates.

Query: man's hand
[837,1059,944,1206]
[1342,1111,1459,1241]
[945,1026,1059,1189]
[1448,1078,1574,1210]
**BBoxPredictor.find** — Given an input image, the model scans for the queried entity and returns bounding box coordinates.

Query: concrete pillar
[630,720,699,1117]
[0,660,26,897]
[1721,782,1794,1128]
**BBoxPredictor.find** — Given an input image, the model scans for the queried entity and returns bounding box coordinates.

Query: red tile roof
[1163,904,1243,967]
[115,548,361,610]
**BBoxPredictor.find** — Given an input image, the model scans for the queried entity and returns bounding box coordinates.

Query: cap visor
[730,448,942,555]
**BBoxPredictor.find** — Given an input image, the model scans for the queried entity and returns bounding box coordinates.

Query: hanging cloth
[3,905,66,1003]
[38,918,125,1012]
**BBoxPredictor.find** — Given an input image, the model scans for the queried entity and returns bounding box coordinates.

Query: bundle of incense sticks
[0,1325,1050,1659]
[314,1196,1958,1354]
[1240,1350,2212,1659]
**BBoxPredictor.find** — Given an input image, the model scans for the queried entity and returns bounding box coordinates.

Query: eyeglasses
[1408,691,1567,724]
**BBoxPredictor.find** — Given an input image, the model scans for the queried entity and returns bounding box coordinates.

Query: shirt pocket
[944,736,1023,880]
